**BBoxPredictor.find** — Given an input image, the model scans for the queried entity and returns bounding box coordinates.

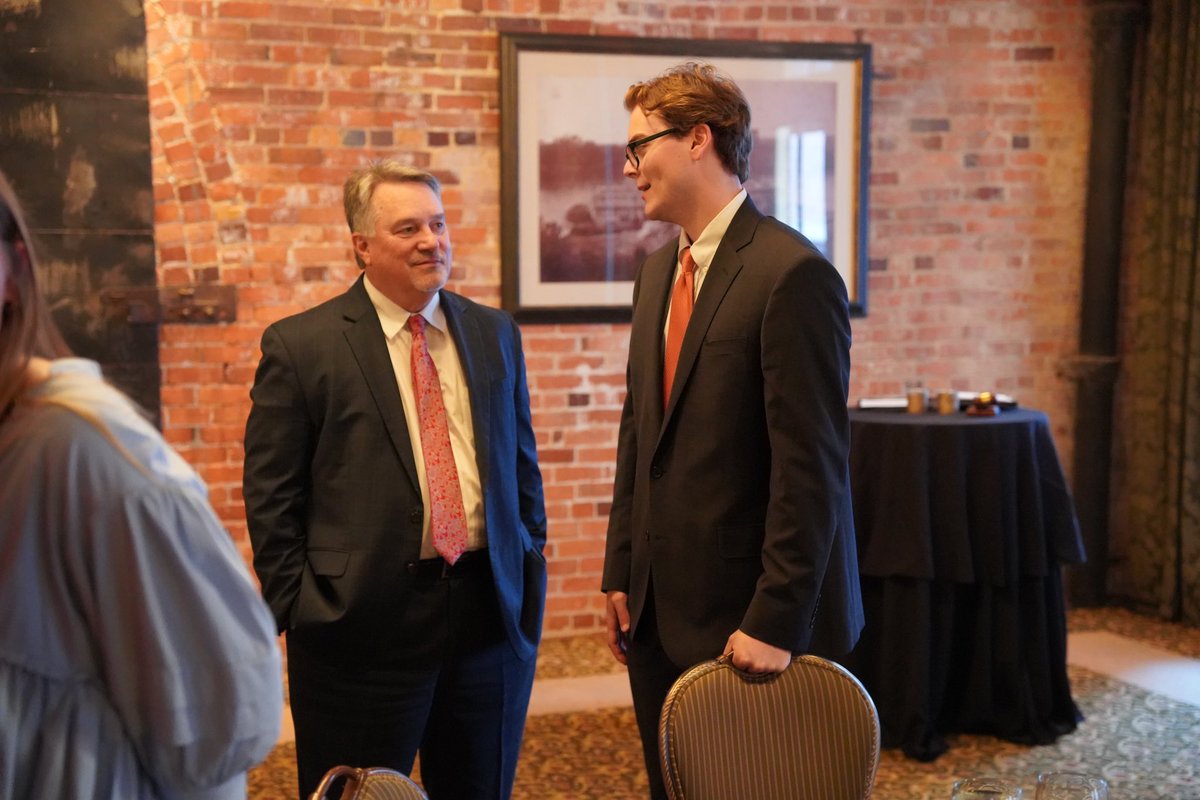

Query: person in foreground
[601,63,865,799]
[0,175,283,797]
[243,160,547,799]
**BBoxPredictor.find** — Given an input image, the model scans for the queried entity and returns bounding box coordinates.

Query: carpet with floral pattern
[248,608,1200,799]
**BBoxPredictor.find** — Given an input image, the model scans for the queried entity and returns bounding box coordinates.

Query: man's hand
[605,591,631,665]
[723,629,792,674]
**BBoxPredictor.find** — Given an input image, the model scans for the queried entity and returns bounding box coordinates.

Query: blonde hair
[343,160,441,267]
[0,173,71,416]
[625,62,753,182]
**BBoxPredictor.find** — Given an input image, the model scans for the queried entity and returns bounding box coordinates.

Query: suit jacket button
[651,466,663,479]
[409,508,422,523]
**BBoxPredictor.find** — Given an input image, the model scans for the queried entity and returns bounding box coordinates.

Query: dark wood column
[1066,0,1148,605]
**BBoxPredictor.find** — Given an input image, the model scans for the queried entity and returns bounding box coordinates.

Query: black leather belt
[406,548,490,579]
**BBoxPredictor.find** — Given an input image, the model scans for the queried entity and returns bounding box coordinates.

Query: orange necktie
[408,315,468,564]
[663,246,696,409]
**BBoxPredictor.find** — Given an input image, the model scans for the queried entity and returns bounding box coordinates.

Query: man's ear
[688,123,714,162]
[351,232,370,265]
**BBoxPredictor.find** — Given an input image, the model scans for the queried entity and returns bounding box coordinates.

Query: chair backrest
[309,765,429,800]
[659,654,880,800]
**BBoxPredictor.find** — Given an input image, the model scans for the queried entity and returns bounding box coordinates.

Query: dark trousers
[288,554,537,800]
[626,585,690,800]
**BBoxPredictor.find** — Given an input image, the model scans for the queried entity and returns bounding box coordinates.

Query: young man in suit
[243,160,547,799]
[601,63,865,799]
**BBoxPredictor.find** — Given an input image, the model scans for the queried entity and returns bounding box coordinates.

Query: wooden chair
[659,654,880,800]
[309,765,428,800]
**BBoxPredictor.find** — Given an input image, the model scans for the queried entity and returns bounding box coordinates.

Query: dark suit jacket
[243,276,546,664]
[602,196,864,668]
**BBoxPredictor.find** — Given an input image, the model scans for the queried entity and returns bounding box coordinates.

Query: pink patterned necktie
[408,314,468,564]
[663,246,696,409]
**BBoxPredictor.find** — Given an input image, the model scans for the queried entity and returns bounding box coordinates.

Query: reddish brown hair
[624,62,752,182]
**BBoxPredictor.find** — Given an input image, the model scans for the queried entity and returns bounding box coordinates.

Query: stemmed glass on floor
[1035,772,1109,800]
[951,777,1025,799]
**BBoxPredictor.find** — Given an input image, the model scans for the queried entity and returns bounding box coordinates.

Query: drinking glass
[936,389,958,415]
[905,379,927,414]
[1035,772,1109,800]
[951,776,1024,799]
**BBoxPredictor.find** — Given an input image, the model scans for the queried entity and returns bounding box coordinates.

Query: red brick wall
[144,0,1089,637]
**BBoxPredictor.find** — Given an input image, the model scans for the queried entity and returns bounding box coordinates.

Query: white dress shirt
[663,188,748,343]
[363,276,486,558]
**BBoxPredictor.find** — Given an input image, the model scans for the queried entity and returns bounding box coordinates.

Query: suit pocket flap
[702,337,746,356]
[308,549,349,576]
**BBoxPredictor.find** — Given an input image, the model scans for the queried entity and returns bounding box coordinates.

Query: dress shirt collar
[362,275,445,338]
[678,188,747,273]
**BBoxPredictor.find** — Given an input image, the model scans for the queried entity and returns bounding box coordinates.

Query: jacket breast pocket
[702,337,747,358]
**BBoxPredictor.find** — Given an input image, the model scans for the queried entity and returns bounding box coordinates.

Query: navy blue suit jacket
[243,276,546,663]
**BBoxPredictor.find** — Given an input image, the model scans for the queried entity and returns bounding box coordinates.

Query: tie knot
[681,247,696,275]
[408,314,426,335]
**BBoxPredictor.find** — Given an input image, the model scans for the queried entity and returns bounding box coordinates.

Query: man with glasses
[601,62,864,799]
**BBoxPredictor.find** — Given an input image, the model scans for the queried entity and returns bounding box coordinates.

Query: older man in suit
[602,63,864,800]
[244,160,546,800]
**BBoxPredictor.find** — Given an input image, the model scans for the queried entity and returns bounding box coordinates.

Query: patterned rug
[248,608,1200,799]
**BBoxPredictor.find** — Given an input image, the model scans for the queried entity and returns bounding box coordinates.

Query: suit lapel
[662,197,761,422]
[635,245,677,422]
[341,276,422,495]
[441,291,491,494]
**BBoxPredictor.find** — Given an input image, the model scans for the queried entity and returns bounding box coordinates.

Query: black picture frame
[499,32,872,323]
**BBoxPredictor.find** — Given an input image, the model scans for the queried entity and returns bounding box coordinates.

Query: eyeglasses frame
[624,127,682,169]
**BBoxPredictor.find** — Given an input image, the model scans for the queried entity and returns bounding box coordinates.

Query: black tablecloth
[841,408,1086,760]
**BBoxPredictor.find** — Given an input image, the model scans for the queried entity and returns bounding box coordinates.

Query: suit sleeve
[510,316,547,553]
[601,273,642,594]
[601,367,637,593]
[242,323,315,633]
[740,255,852,650]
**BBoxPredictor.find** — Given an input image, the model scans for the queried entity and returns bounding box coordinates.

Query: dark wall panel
[0,0,158,419]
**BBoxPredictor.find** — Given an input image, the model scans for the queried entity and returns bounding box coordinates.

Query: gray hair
[343,160,441,267]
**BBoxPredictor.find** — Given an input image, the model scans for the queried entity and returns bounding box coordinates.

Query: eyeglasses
[624,128,681,169]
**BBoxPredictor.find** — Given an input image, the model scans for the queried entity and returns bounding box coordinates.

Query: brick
[208,86,265,104]
[333,8,385,26]
[442,15,489,31]
[266,89,323,106]
[369,130,394,147]
[278,5,332,24]
[1015,46,1056,62]
[910,118,951,133]
[331,48,383,67]
[217,2,273,20]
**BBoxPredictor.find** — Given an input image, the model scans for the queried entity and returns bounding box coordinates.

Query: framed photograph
[499,33,871,323]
